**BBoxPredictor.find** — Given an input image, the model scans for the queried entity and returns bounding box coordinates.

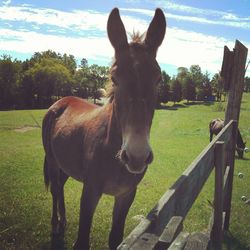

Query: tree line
[0,50,249,110]
[0,51,109,109]
[157,65,250,106]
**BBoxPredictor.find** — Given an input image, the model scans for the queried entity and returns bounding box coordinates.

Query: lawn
[0,93,249,250]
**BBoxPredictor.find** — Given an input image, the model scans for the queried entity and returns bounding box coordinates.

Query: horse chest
[101,163,145,196]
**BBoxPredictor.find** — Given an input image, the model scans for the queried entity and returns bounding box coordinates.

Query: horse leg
[58,170,69,234]
[50,173,59,235]
[209,131,213,142]
[109,189,137,250]
[73,183,102,250]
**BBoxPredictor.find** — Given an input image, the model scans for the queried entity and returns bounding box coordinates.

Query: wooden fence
[118,119,237,250]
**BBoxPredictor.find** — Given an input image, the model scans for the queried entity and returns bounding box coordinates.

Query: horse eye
[111,76,118,86]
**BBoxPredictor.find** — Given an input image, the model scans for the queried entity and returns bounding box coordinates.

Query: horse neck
[104,101,122,150]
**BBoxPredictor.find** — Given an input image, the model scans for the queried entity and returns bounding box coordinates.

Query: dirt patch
[14,126,39,133]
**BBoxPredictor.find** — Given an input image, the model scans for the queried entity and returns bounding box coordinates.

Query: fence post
[223,121,237,230]
[224,40,248,124]
[223,40,248,231]
[212,141,225,250]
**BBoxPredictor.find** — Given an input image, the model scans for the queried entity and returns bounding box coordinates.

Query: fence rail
[118,120,237,250]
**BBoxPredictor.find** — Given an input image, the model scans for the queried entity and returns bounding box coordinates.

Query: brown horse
[42,8,166,250]
[209,118,247,158]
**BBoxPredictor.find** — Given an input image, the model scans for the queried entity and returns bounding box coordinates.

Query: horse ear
[145,8,166,56]
[107,8,129,52]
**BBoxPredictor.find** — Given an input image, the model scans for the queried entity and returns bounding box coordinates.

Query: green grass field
[0,94,249,250]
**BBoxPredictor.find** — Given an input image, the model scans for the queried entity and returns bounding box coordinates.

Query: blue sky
[0,0,249,77]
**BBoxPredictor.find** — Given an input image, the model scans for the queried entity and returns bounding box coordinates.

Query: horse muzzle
[120,147,153,174]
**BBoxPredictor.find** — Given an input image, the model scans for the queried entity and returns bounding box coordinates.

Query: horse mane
[106,80,115,103]
[130,31,145,43]
[106,31,145,103]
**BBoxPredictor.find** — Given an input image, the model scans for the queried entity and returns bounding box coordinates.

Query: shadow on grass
[235,155,250,161]
[40,234,67,250]
[223,231,250,250]
[156,101,215,111]
[184,101,215,106]
[242,157,250,161]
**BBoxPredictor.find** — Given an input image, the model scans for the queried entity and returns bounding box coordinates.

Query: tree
[80,58,88,69]
[74,64,109,103]
[62,53,77,75]
[25,58,73,108]
[162,70,171,83]
[86,65,109,103]
[244,76,250,92]
[189,65,204,88]
[73,68,89,98]
[30,50,77,75]
[182,75,196,102]
[156,71,170,106]
[177,67,189,83]
[170,78,182,103]
[211,73,224,101]
[0,55,21,109]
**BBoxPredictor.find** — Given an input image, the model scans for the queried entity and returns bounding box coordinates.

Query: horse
[209,118,247,159]
[42,8,166,250]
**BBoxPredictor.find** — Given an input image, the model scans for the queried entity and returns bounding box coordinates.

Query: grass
[0,93,249,250]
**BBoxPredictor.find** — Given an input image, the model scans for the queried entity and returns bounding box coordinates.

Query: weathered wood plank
[117,219,152,250]
[155,216,183,249]
[221,46,234,91]
[223,165,230,202]
[225,40,248,124]
[211,141,225,249]
[184,233,211,250]
[168,232,189,250]
[129,233,158,250]
[223,120,238,230]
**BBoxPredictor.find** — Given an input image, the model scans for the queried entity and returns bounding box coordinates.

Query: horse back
[42,96,99,182]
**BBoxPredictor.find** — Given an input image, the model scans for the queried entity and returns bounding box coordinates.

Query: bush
[212,101,226,112]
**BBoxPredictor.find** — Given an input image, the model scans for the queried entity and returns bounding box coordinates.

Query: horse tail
[42,109,57,190]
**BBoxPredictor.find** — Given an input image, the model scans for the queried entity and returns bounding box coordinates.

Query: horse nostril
[121,150,129,164]
[145,151,153,165]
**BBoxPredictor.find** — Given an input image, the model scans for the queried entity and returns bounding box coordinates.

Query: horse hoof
[58,220,67,235]
[73,241,89,250]
[241,196,247,201]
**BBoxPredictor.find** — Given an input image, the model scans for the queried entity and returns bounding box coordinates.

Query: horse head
[107,8,166,174]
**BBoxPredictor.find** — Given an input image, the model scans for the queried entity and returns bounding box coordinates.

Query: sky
[0,0,250,77]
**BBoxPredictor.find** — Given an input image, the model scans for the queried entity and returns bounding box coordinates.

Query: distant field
[0,93,249,249]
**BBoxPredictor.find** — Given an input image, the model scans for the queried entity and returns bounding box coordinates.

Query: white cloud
[0,6,108,31]
[163,1,224,16]
[2,24,249,76]
[121,7,250,30]
[0,4,249,76]
[2,0,11,6]
[0,28,113,60]
[164,1,250,23]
